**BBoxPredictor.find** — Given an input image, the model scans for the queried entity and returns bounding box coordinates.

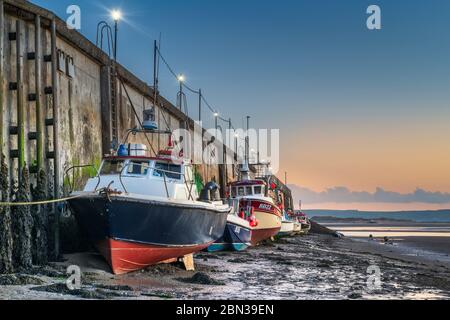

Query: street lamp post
[177,74,185,111]
[214,112,219,130]
[114,20,118,60]
[198,89,202,122]
[111,10,121,61]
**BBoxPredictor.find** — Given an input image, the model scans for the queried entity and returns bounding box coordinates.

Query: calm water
[321,222,450,265]
[325,225,450,238]
[306,209,450,223]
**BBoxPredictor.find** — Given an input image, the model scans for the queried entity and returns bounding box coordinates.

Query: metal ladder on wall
[7,20,25,178]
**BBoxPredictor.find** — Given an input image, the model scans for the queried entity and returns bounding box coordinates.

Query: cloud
[288,185,450,204]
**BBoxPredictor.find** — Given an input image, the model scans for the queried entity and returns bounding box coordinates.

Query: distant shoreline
[306,209,450,214]
[305,209,450,223]
[297,201,450,212]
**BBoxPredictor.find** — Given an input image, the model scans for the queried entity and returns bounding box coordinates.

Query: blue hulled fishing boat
[207,213,252,252]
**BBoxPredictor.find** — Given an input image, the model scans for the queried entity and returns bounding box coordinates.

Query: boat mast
[240,116,250,181]
[153,40,158,110]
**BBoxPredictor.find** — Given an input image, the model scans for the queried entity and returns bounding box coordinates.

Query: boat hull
[98,238,212,274]
[278,221,295,237]
[251,227,281,246]
[68,194,228,274]
[300,222,311,235]
[248,200,281,245]
[207,220,251,252]
[292,222,302,234]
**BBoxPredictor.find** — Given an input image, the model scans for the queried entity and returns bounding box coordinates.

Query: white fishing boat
[68,146,230,274]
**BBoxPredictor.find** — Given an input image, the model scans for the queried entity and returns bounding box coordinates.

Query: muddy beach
[1,232,449,300]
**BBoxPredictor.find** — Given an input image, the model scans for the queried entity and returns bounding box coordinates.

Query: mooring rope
[0,193,86,207]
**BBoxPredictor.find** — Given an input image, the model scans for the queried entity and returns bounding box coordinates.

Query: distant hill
[288,185,450,204]
[311,216,415,223]
[304,209,450,223]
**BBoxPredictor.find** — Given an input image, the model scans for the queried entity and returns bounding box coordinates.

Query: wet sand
[1,232,449,300]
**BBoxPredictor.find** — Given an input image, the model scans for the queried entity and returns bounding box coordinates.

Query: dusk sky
[33,0,450,210]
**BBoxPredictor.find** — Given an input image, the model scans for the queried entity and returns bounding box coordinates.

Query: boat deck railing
[64,164,100,194]
[228,198,239,214]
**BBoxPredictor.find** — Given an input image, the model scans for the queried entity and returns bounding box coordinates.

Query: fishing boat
[68,145,230,275]
[292,211,311,235]
[290,211,303,235]
[293,221,302,234]
[274,184,296,237]
[229,179,282,246]
[207,212,253,252]
[279,214,295,237]
[297,211,311,235]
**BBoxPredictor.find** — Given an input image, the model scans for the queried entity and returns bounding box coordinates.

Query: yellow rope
[0,193,87,207]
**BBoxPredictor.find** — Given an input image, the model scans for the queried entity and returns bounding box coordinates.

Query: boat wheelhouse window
[237,187,245,196]
[254,186,263,195]
[153,162,182,180]
[127,161,150,175]
[245,186,253,195]
[231,187,237,198]
[100,160,125,175]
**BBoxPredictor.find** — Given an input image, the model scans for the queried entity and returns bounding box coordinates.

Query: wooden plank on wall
[0,0,4,156]
[100,65,112,155]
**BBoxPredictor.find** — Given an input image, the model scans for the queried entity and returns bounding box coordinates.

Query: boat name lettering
[259,203,272,211]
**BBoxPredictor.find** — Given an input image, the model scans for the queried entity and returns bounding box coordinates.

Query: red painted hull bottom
[250,227,281,246]
[96,238,211,275]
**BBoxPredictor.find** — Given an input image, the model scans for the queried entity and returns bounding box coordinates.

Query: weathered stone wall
[0,0,236,198]
[56,37,103,178]
[0,0,243,265]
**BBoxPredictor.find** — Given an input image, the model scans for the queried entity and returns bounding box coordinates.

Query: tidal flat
[1,231,449,300]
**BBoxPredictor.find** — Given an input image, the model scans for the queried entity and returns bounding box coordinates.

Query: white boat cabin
[83,153,198,201]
